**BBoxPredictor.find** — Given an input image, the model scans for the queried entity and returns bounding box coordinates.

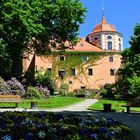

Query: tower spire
[102,0,104,17]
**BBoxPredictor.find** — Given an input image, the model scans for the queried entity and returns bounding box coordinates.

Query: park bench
[121,102,140,113]
[0,95,21,108]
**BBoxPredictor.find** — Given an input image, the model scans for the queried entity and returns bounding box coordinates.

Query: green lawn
[0,97,84,109]
[88,99,140,112]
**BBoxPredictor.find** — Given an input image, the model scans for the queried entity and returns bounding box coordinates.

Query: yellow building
[23,16,123,91]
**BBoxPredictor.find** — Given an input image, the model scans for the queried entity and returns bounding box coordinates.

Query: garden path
[0,99,98,112]
[39,99,98,112]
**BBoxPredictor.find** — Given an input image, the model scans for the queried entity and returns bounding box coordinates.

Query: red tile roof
[92,16,116,33]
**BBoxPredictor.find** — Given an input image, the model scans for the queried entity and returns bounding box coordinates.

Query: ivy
[38,51,121,84]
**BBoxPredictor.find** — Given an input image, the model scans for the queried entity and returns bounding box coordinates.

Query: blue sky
[79,0,140,49]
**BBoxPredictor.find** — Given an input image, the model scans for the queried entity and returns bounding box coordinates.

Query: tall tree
[0,0,86,79]
[116,24,140,98]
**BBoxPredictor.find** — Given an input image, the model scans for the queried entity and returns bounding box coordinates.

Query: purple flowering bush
[6,77,25,97]
[0,77,25,96]
[0,81,11,95]
[35,84,50,98]
[0,112,135,140]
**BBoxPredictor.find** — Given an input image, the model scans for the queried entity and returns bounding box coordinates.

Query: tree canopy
[0,0,86,79]
[116,24,140,99]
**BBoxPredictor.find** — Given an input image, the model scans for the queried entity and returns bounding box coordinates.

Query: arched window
[108,42,112,50]
[107,36,112,39]
[119,43,121,50]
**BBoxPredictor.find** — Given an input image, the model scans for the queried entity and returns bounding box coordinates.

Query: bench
[121,103,140,113]
[0,95,21,108]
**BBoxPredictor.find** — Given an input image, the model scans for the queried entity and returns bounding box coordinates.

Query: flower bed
[0,112,135,140]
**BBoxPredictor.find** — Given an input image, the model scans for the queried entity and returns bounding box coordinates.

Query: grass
[88,99,140,112]
[0,96,84,109]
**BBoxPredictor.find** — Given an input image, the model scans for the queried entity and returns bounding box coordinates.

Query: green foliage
[0,112,135,140]
[0,0,86,79]
[59,83,69,96]
[67,91,76,97]
[0,39,12,78]
[100,84,115,99]
[116,24,140,99]
[36,69,57,94]
[26,86,42,99]
[49,52,110,81]
[128,76,140,99]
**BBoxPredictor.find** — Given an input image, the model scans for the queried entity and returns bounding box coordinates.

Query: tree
[128,76,140,100]
[116,24,140,99]
[0,0,86,79]
[0,38,12,79]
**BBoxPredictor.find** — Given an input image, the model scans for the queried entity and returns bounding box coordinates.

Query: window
[59,69,65,79]
[60,56,65,61]
[69,81,72,84]
[109,56,113,62]
[93,36,99,41]
[110,69,115,76]
[71,68,75,76]
[108,42,112,50]
[82,56,88,62]
[81,86,85,89]
[88,68,93,76]
[107,36,112,39]
[119,43,121,51]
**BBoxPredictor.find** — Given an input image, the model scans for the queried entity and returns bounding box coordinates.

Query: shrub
[26,86,43,99]
[0,81,11,95]
[0,112,136,140]
[67,91,76,97]
[128,76,140,100]
[35,69,57,95]
[6,77,25,97]
[100,84,115,99]
[75,89,100,98]
[59,83,69,96]
[35,84,50,98]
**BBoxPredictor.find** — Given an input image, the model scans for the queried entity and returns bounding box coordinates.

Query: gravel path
[38,99,98,112]
[0,99,98,112]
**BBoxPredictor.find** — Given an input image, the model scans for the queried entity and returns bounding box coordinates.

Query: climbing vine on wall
[38,51,120,84]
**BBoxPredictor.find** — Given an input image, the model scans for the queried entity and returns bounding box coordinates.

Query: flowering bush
[6,77,25,97]
[0,81,11,95]
[35,84,50,98]
[0,112,135,140]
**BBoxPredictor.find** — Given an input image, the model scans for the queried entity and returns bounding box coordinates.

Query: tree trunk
[12,53,22,79]
[10,45,22,80]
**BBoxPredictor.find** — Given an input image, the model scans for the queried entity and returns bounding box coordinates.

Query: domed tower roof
[92,16,116,33]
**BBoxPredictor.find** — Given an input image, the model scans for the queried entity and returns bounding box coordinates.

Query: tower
[86,1,123,51]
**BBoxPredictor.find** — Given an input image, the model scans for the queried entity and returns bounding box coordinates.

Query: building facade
[23,16,123,91]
